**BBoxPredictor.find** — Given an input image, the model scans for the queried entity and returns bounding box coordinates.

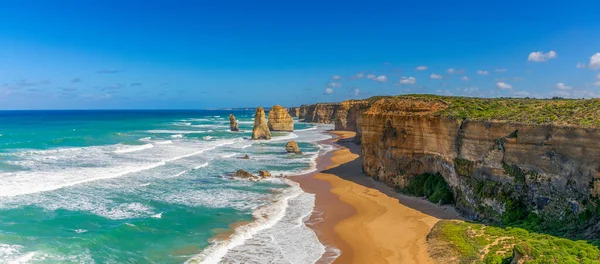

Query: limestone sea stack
[267,105,294,131]
[251,107,271,140]
[229,114,239,131]
[285,140,301,154]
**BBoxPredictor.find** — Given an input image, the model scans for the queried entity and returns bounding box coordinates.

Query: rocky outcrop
[360,97,600,227]
[252,107,271,140]
[288,107,300,118]
[334,100,371,143]
[285,141,301,154]
[233,169,253,178]
[295,103,341,123]
[229,114,239,131]
[258,170,272,177]
[267,105,294,131]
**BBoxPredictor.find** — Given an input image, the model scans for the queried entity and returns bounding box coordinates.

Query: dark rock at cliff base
[229,114,239,132]
[267,105,294,131]
[237,155,250,159]
[251,107,271,140]
[258,170,271,178]
[285,141,301,154]
[232,169,253,178]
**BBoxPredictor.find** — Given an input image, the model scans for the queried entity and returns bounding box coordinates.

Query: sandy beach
[293,131,461,264]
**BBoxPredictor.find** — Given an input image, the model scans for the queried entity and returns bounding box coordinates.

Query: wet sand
[293,131,461,264]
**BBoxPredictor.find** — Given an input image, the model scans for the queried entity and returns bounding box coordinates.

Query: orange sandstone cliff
[288,103,341,123]
[293,95,600,231]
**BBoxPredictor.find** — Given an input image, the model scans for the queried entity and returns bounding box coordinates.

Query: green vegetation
[430,220,600,264]
[402,173,454,204]
[455,157,475,177]
[368,94,600,128]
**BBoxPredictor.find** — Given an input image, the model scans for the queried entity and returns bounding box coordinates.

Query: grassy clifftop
[364,94,600,128]
[427,220,600,264]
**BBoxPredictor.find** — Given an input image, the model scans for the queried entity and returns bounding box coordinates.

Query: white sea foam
[151,212,163,219]
[171,134,183,138]
[146,130,207,134]
[113,143,154,153]
[194,162,209,169]
[221,153,236,158]
[186,180,326,264]
[295,126,317,132]
[0,138,239,197]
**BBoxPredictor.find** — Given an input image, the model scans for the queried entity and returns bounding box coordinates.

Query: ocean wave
[146,130,207,134]
[113,143,154,154]
[0,138,239,197]
[171,134,183,138]
[186,180,326,264]
[295,126,317,132]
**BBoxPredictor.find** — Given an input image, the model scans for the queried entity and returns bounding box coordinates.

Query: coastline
[293,130,462,264]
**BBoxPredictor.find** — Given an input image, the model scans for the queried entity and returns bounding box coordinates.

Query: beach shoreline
[293,130,462,264]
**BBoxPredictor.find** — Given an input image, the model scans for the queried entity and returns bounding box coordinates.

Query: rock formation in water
[251,107,271,140]
[360,96,600,228]
[232,169,254,178]
[267,105,294,131]
[229,114,239,131]
[285,140,301,154]
[258,170,272,178]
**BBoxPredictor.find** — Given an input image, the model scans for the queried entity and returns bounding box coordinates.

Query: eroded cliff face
[288,107,300,118]
[267,105,294,131]
[361,97,600,224]
[334,100,371,143]
[295,103,341,123]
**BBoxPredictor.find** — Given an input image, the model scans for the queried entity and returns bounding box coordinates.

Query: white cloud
[495,68,507,72]
[528,50,557,62]
[398,77,416,85]
[328,82,342,88]
[593,81,600,87]
[555,83,572,90]
[477,70,489,75]
[577,63,587,69]
[590,53,600,69]
[596,73,600,79]
[461,76,470,82]
[324,88,333,94]
[430,74,443,80]
[496,81,512,90]
[366,74,376,79]
[373,75,388,82]
[353,88,360,96]
[332,75,341,81]
[415,66,428,71]
[447,68,455,74]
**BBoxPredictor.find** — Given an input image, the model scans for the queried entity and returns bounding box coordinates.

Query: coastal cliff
[291,103,342,123]
[334,100,371,143]
[291,95,600,231]
[360,96,600,231]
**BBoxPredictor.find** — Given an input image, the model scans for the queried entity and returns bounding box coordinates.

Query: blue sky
[1,1,600,109]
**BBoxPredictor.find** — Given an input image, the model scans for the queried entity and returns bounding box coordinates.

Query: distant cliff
[294,95,600,233]
[288,103,341,123]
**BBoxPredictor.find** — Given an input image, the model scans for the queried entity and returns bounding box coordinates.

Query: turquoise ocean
[0,110,336,263]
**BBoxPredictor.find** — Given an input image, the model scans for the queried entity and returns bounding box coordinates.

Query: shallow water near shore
[0,110,333,263]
